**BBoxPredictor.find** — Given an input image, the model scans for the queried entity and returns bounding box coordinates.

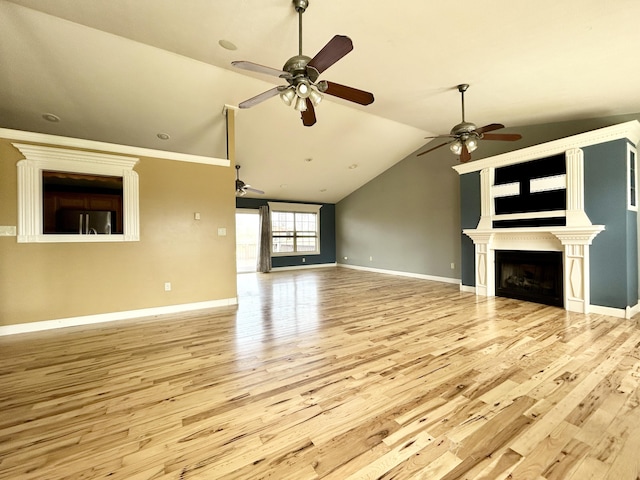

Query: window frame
[268,202,321,256]
[15,143,140,243]
[627,142,638,211]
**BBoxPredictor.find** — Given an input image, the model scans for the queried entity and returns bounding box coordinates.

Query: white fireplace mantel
[454,121,640,315]
[463,226,604,313]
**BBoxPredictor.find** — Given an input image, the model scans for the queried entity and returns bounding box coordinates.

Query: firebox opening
[495,250,563,307]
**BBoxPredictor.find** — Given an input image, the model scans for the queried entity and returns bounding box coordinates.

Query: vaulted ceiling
[2,0,640,202]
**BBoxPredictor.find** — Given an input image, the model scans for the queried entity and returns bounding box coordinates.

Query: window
[15,143,139,243]
[628,143,637,211]
[268,202,321,256]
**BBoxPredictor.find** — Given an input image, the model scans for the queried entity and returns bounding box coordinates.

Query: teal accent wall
[583,139,635,309]
[460,172,481,286]
[236,197,336,267]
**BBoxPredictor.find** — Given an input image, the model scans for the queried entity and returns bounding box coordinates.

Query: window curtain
[257,205,272,273]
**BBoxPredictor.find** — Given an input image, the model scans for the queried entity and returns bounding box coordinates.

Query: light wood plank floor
[1,268,640,479]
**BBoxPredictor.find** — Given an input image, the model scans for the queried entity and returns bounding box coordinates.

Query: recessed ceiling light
[280,184,288,189]
[320,188,327,192]
[305,157,313,162]
[157,133,170,140]
[348,164,358,169]
[42,113,60,122]
[218,39,237,51]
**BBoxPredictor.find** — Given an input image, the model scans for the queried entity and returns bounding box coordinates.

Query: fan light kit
[417,84,522,163]
[232,0,374,126]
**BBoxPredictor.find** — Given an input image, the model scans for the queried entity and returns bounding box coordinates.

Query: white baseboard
[460,285,476,293]
[590,302,640,319]
[0,298,238,336]
[338,263,461,285]
[271,262,337,272]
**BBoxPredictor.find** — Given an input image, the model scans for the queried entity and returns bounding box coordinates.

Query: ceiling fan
[417,84,522,163]
[235,165,264,197]
[231,0,374,127]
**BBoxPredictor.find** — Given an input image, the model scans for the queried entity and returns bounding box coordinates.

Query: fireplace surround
[453,121,640,318]
[495,250,563,307]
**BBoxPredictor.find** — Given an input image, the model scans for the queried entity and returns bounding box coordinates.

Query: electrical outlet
[302,257,306,263]
[344,256,348,260]
[369,256,373,261]
[194,212,201,220]
[164,282,171,291]
[451,262,455,269]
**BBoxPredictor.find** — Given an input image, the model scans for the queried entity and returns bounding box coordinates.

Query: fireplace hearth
[495,250,563,307]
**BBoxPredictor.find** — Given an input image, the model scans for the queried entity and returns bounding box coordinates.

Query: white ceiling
[2,0,640,202]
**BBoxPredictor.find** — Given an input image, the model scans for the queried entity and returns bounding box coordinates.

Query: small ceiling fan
[417,84,522,163]
[231,0,374,127]
[235,165,264,197]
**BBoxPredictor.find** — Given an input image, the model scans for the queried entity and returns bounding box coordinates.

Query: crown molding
[0,128,230,167]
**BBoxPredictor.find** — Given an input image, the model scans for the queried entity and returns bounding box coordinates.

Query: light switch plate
[0,226,17,236]
[217,227,227,236]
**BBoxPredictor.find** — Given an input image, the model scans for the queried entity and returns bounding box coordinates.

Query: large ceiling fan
[231,0,374,127]
[417,84,522,163]
[235,165,264,197]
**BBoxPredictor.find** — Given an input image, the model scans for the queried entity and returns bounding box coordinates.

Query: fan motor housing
[450,121,477,136]
[282,55,320,83]
[283,55,309,74]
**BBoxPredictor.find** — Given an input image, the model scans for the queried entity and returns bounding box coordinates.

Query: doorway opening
[236,209,260,273]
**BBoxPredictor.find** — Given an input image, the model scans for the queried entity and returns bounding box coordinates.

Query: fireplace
[495,250,563,307]
[454,121,640,317]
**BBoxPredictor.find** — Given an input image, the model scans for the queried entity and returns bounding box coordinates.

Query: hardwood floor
[1,267,639,479]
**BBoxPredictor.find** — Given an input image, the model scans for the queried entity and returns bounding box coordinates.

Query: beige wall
[0,138,237,326]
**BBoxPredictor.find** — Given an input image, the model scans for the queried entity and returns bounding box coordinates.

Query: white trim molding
[0,128,229,166]
[0,298,238,336]
[15,143,141,242]
[463,226,604,314]
[339,263,461,285]
[272,262,337,272]
[453,120,640,175]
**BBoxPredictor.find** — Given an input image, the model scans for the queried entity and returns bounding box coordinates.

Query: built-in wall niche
[15,143,139,243]
[493,154,567,228]
[43,171,124,234]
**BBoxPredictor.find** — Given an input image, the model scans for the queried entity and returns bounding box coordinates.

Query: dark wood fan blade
[238,87,280,109]
[416,141,451,157]
[476,123,505,135]
[324,81,374,105]
[301,99,316,127]
[424,134,454,140]
[482,133,522,141]
[231,61,288,78]
[307,35,353,74]
[460,144,471,163]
